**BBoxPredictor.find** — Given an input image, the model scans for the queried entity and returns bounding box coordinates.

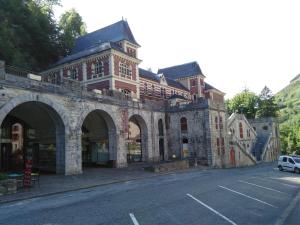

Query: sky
[54,0,300,98]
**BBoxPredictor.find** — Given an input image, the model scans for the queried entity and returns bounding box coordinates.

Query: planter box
[0,179,17,195]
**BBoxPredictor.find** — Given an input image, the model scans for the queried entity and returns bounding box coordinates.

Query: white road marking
[251,176,298,188]
[187,194,238,225]
[218,185,277,208]
[282,183,298,188]
[129,213,140,225]
[238,180,285,194]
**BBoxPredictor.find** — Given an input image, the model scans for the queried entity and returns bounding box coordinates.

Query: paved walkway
[0,164,208,204]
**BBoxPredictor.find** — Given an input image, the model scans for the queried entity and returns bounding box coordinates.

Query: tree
[59,9,87,55]
[0,0,62,70]
[256,86,279,118]
[226,90,259,119]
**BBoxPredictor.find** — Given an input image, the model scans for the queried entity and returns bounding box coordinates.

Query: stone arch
[0,94,69,174]
[0,94,69,128]
[78,108,117,167]
[128,114,148,162]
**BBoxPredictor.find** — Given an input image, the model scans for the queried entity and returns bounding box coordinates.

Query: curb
[0,166,208,205]
[275,188,300,225]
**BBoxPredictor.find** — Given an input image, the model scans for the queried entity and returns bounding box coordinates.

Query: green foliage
[256,86,279,118]
[276,75,300,155]
[226,90,259,119]
[227,86,279,119]
[59,8,87,55]
[0,0,85,71]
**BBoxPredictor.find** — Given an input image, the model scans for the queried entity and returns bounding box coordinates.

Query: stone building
[0,20,280,175]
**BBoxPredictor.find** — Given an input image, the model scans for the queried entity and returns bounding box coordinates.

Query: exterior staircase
[251,134,270,161]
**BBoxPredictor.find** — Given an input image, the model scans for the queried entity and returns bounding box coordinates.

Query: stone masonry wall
[0,75,164,175]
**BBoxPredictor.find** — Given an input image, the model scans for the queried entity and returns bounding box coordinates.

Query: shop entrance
[0,101,65,173]
[81,110,116,168]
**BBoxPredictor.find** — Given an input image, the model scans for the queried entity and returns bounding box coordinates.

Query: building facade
[0,20,280,175]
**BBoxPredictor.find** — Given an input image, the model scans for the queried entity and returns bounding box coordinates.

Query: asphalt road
[0,163,300,225]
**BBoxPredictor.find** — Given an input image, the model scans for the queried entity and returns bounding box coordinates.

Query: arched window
[180,117,188,132]
[239,122,243,139]
[158,119,164,136]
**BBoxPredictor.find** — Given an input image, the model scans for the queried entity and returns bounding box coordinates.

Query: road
[0,163,300,225]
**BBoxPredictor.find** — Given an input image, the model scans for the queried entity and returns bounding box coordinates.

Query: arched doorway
[158,119,164,161]
[81,110,116,168]
[127,115,148,163]
[230,147,236,166]
[0,101,65,173]
[180,117,189,159]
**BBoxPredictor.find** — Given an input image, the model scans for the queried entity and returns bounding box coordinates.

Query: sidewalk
[0,164,207,204]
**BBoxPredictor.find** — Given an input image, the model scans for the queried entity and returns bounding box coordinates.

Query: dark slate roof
[165,77,189,91]
[204,82,224,94]
[139,68,159,82]
[51,42,123,67]
[139,68,189,91]
[72,20,140,54]
[157,61,204,79]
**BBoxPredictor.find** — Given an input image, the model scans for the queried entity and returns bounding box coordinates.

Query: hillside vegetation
[0,0,86,71]
[276,75,300,154]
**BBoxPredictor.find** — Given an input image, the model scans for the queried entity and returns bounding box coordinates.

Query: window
[288,158,295,164]
[121,89,131,99]
[215,117,218,129]
[219,117,223,129]
[263,125,268,130]
[119,62,132,78]
[144,83,148,93]
[180,117,188,132]
[92,62,104,78]
[217,138,220,155]
[152,85,155,94]
[191,79,196,87]
[239,122,243,139]
[283,157,287,162]
[70,68,78,80]
[158,119,164,136]
[221,137,225,154]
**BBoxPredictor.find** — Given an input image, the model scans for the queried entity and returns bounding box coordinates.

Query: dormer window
[92,62,104,79]
[119,62,132,78]
[69,68,78,80]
